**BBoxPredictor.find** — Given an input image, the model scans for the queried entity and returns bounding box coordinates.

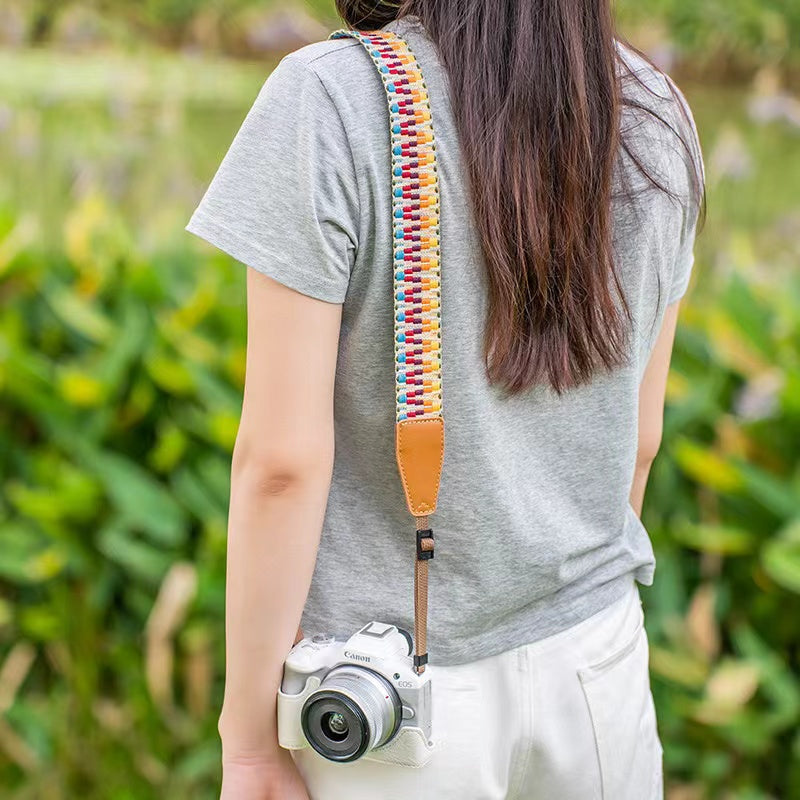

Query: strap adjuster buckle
[416,528,434,560]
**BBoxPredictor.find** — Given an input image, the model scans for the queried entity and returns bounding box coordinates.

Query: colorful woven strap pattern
[329,27,443,424]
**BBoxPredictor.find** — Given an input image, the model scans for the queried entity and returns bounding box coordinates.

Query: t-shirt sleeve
[185,55,360,303]
[664,77,705,305]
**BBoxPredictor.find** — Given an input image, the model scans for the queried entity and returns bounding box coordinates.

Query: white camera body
[277,621,436,767]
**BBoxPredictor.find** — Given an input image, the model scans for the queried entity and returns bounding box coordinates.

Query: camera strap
[329,26,444,675]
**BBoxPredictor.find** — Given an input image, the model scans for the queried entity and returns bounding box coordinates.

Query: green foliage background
[1,2,799,799]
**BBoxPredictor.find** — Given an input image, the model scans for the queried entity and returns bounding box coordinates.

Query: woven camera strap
[329,27,444,676]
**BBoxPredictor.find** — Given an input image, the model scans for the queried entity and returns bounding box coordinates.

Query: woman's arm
[219,267,342,791]
[630,300,681,516]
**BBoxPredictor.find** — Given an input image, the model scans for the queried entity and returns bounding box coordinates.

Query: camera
[277,621,435,766]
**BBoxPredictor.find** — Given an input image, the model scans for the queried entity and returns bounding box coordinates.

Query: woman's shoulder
[266,31,378,91]
[258,31,393,134]
[615,41,699,139]
[615,40,675,100]
[615,40,704,190]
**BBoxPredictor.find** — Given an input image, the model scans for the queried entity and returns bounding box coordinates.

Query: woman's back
[187,13,702,665]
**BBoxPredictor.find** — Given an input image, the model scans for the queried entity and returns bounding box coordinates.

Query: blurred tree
[28,0,68,42]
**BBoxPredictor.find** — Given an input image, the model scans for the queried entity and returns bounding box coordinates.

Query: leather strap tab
[395,417,444,516]
[413,514,433,674]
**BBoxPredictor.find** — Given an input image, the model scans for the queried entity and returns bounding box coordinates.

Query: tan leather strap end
[395,417,445,517]
[413,519,434,675]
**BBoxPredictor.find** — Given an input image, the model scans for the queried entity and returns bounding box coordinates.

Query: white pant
[291,578,663,800]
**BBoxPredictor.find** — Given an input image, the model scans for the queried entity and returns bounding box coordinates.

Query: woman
[186,1,704,798]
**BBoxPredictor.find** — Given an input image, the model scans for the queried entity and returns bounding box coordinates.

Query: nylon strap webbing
[329,26,443,675]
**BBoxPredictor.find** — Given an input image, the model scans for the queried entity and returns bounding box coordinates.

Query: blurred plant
[622,0,800,70]
[0,53,256,797]
[27,0,63,43]
[8,0,800,72]
[636,88,800,799]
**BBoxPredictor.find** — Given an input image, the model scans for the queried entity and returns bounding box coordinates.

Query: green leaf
[0,523,66,585]
[762,538,800,594]
[96,524,173,585]
[75,447,188,547]
[44,286,115,344]
[736,462,800,521]
[673,522,757,554]
[673,438,744,493]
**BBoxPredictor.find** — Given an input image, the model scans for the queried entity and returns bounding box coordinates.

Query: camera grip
[277,676,321,750]
[363,725,438,769]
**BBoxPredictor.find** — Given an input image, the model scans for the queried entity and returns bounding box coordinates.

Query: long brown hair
[336,0,705,395]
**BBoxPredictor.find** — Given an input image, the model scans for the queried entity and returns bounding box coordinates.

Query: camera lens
[322,711,349,740]
[301,665,402,762]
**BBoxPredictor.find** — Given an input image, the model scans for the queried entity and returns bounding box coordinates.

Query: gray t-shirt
[186,14,703,665]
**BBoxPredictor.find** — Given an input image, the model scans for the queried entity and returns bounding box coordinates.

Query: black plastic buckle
[416,528,434,560]
[413,652,429,668]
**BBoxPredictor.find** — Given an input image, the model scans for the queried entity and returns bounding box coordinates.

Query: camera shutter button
[311,633,335,645]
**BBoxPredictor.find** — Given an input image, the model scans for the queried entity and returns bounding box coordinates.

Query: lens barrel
[300,665,402,762]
